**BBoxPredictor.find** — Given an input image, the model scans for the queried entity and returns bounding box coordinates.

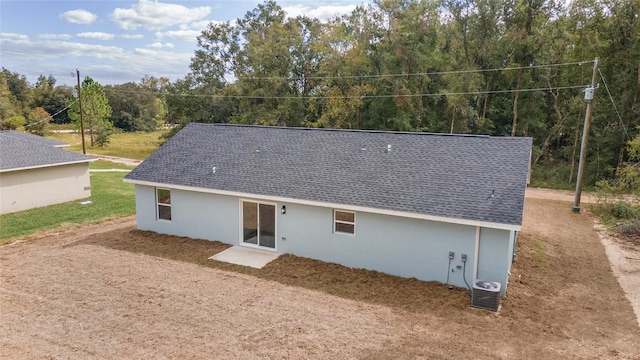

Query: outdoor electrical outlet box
[584,87,594,100]
[461,254,467,262]
[449,251,454,259]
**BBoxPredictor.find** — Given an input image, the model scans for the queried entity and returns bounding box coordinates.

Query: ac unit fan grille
[471,280,501,312]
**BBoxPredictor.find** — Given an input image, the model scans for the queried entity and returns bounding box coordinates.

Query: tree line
[0,69,167,147]
[1,0,638,188]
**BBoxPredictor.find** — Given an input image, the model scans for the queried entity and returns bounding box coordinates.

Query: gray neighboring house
[0,131,96,214]
[124,123,532,296]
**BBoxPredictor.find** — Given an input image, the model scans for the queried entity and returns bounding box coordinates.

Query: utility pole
[76,69,86,154]
[572,57,599,213]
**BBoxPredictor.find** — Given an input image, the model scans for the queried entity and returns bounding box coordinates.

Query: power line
[105,84,586,99]
[598,68,631,141]
[241,60,595,81]
[23,100,77,129]
[157,84,586,99]
[102,59,591,99]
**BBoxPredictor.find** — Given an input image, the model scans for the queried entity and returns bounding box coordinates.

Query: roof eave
[0,158,97,173]
[124,178,522,231]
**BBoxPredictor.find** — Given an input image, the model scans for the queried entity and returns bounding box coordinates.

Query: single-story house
[0,130,96,215]
[124,123,532,296]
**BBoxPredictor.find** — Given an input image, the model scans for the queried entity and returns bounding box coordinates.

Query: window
[334,210,355,235]
[156,188,171,221]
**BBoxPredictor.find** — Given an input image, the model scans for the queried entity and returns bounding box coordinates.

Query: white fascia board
[0,158,97,173]
[124,179,522,231]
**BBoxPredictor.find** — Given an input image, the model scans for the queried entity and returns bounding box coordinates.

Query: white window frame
[239,199,278,251]
[334,209,355,235]
[156,188,172,221]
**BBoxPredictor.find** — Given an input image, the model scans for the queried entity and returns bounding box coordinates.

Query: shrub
[616,219,640,238]
[591,200,637,222]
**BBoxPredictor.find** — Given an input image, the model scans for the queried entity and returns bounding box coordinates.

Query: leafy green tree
[31,74,74,124]
[0,72,19,128]
[177,0,639,190]
[94,120,114,148]
[1,68,32,117]
[26,107,50,136]
[105,82,163,132]
[68,77,113,147]
[2,116,25,130]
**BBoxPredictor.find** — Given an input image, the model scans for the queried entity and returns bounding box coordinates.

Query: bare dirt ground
[93,155,142,167]
[1,199,639,359]
[527,187,640,328]
[525,187,596,204]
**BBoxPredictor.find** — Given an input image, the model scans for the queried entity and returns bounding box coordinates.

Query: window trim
[333,209,355,235]
[239,198,278,251]
[156,188,172,221]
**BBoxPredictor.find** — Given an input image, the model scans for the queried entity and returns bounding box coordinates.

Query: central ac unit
[471,280,501,311]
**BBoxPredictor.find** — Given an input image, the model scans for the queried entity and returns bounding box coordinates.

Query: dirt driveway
[1,199,639,359]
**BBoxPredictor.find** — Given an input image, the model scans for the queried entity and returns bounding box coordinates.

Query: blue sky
[0,0,359,87]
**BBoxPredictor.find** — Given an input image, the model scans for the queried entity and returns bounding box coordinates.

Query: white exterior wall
[0,163,91,215]
[134,185,513,295]
[477,228,514,295]
[134,185,239,243]
[277,201,482,291]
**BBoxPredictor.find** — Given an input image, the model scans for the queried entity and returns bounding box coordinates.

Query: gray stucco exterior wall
[134,185,513,295]
[135,185,239,242]
[477,227,513,295]
[277,201,478,290]
[0,163,92,215]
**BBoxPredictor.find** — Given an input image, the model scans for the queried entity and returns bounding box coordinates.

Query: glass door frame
[239,199,277,251]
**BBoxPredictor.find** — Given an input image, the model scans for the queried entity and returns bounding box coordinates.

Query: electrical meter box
[584,87,594,100]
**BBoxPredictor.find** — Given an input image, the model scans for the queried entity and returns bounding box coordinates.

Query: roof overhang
[0,158,97,173]
[124,178,522,231]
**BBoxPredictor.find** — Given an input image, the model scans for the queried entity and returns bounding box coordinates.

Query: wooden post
[76,69,86,154]
[572,58,599,212]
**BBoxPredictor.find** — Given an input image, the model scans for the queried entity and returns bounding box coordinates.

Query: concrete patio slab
[209,246,280,269]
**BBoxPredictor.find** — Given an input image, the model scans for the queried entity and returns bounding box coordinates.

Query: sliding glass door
[241,200,276,249]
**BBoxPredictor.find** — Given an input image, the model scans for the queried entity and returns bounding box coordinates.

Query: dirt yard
[1,198,639,359]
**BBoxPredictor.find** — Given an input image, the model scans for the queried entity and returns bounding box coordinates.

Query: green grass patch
[47,131,165,160]
[530,239,546,263]
[0,172,135,243]
[48,123,74,131]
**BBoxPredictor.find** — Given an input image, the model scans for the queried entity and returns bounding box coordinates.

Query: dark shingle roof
[0,130,69,147]
[126,123,532,227]
[0,131,96,171]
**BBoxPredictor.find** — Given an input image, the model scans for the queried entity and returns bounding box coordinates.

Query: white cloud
[133,48,160,56]
[109,0,211,30]
[1,33,28,41]
[38,34,73,40]
[188,20,224,31]
[155,29,201,42]
[283,4,357,21]
[0,37,125,62]
[77,32,116,41]
[121,34,145,39]
[148,42,174,48]
[1,35,192,86]
[60,9,97,25]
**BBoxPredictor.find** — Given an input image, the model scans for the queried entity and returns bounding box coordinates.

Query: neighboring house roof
[125,123,533,230]
[0,131,96,172]
[0,130,69,147]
